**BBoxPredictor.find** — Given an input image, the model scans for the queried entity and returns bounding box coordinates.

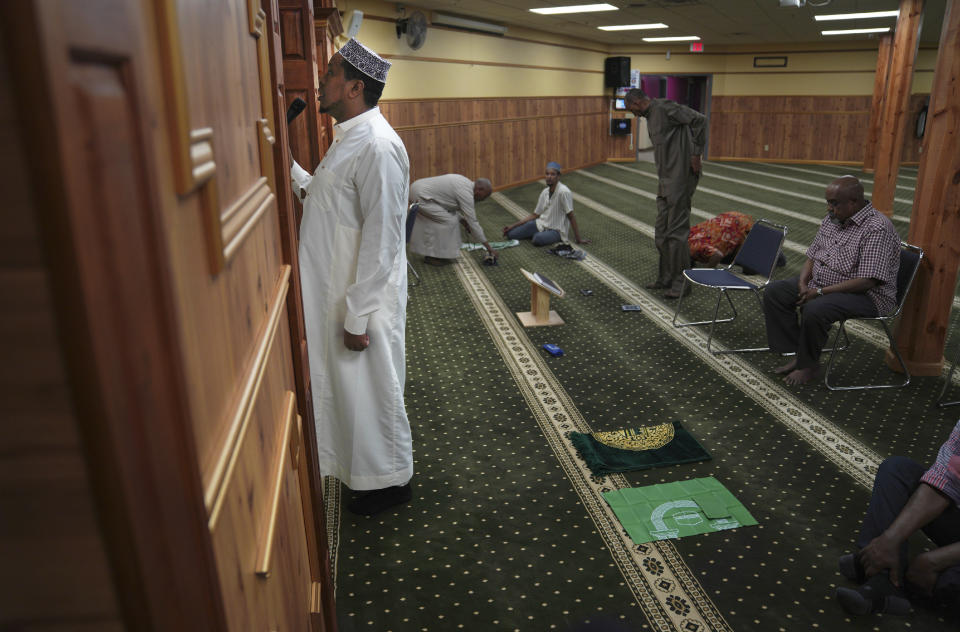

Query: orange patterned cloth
[688,212,755,264]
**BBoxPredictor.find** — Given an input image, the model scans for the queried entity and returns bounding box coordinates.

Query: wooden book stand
[517,268,564,327]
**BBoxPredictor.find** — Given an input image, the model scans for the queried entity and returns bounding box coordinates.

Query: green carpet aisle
[327,161,959,632]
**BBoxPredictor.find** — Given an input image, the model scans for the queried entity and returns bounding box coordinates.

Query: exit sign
[690,42,704,52]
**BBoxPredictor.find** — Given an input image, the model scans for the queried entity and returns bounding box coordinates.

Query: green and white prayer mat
[603,477,757,544]
[460,239,520,251]
[568,421,711,476]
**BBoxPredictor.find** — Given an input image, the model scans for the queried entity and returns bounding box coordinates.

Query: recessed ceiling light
[642,36,701,42]
[814,11,899,21]
[598,23,669,31]
[530,3,618,14]
[822,27,891,35]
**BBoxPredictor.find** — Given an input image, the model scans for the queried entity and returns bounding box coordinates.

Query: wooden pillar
[863,34,893,173]
[872,0,924,216]
[888,0,960,376]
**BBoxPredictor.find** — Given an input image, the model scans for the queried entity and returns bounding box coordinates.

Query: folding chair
[824,242,924,391]
[405,203,421,286]
[672,218,787,354]
[936,348,960,407]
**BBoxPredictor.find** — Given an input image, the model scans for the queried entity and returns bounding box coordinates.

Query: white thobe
[534,182,574,242]
[408,174,486,259]
[291,107,412,490]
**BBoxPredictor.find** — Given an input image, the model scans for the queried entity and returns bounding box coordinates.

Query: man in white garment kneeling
[408,174,495,265]
[290,38,413,516]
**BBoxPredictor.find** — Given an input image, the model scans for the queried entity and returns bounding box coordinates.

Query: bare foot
[773,359,797,375]
[784,366,821,386]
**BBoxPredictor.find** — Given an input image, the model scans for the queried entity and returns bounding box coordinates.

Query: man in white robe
[408,174,495,265]
[290,38,412,516]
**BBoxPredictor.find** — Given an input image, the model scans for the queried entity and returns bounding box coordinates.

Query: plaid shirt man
[921,420,960,505]
[805,201,900,315]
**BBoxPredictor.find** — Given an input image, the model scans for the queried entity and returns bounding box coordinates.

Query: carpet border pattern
[456,254,732,632]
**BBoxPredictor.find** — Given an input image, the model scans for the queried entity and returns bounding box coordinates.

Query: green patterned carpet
[328,161,960,632]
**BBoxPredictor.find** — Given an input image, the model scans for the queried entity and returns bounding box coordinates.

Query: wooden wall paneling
[386,97,629,190]
[262,9,335,625]
[263,0,312,443]
[0,17,125,629]
[280,0,321,173]
[708,95,924,164]
[1,0,233,628]
[150,0,324,628]
[313,2,341,159]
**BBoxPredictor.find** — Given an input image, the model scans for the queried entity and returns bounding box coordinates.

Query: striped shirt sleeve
[921,421,960,505]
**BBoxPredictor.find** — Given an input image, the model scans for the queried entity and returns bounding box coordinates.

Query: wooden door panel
[264,415,314,631]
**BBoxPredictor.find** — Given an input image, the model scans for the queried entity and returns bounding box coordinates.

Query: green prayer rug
[461,239,520,251]
[568,421,710,476]
[603,477,758,544]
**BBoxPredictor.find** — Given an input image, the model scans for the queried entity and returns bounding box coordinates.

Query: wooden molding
[248,0,265,37]
[392,110,609,132]
[206,265,292,524]
[381,54,603,75]
[220,176,275,262]
[154,0,223,272]
[255,393,298,578]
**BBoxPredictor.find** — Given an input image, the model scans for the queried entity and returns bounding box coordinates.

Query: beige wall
[340,1,936,100]
[339,0,608,98]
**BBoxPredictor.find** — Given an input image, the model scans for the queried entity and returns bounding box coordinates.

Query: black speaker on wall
[604,56,630,88]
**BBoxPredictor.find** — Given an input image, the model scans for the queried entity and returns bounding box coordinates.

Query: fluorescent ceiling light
[814,11,899,21]
[643,36,701,42]
[822,27,891,35]
[598,23,668,31]
[530,3,617,14]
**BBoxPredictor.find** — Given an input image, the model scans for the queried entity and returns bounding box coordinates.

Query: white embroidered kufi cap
[337,38,391,83]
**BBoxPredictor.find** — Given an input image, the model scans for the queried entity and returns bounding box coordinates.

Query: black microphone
[286,98,307,125]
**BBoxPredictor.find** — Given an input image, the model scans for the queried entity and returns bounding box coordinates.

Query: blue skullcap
[546,161,562,173]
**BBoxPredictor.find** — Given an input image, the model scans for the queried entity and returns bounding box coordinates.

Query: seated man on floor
[762,175,899,385]
[408,174,495,265]
[835,420,960,617]
[502,161,590,247]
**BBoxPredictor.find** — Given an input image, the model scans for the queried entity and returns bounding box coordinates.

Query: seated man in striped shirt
[762,176,900,385]
[836,420,960,616]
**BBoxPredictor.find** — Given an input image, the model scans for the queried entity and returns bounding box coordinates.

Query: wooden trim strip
[255,391,297,578]
[206,264,292,521]
[711,110,870,115]
[382,95,607,104]
[382,54,602,74]
[220,176,274,262]
[713,69,933,75]
[392,110,609,132]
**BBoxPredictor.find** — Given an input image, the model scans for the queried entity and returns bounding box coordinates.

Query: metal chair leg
[936,354,959,407]
[407,259,420,286]
[825,320,910,391]
[712,288,771,354]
